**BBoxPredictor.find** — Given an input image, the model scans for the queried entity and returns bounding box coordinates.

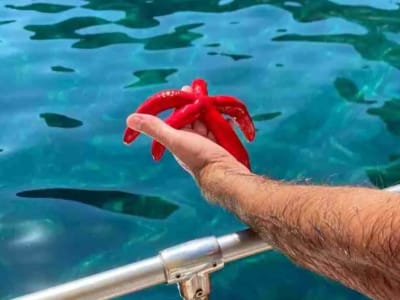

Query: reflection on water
[204,42,220,47]
[274,31,400,69]
[269,1,400,70]
[25,17,110,40]
[25,19,204,49]
[207,51,252,61]
[252,112,282,122]
[367,100,400,136]
[40,113,83,128]
[125,68,177,88]
[6,3,74,14]
[366,160,400,188]
[0,20,15,26]
[2,0,400,299]
[334,77,376,104]
[51,66,75,73]
[17,188,179,219]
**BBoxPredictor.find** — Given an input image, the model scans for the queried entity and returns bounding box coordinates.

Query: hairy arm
[126,112,400,299]
[198,163,400,300]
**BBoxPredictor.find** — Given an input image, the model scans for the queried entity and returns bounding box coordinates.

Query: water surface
[1,0,400,299]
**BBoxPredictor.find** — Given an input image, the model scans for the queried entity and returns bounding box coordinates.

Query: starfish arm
[191,78,208,96]
[217,106,255,142]
[211,96,255,141]
[123,90,195,144]
[211,95,247,109]
[152,100,203,161]
[203,104,251,169]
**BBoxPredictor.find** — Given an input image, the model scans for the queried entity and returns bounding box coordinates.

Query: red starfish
[123,78,255,169]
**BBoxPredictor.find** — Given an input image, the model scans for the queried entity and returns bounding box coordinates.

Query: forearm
[198,165,400,299]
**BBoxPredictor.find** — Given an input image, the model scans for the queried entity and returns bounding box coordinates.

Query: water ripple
[2,1,400,299]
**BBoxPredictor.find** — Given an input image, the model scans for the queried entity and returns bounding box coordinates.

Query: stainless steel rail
[13,230,271,300]
[13,185,400,300]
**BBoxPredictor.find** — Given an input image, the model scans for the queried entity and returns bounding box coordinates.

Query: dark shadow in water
[273,32,400,69]
[334,77,376,105]
[125,68,177,88]
[40,113,83,128]
[269,0,400,33]
[367,100,400,136]
[389,154,400,162]
[141,23,203,50]
[207,51,252,61]
[264,0,400,70]
[14,0,400,61]
[51,65,75,73]
[6,3,74,13]
[25,18,203,50]
[0,20,15,26]
[80,0,258,29]
[0,149,3,152]
[220,53,252,61]
[16,188,179,219]
[366,161,400,188]
[204,43,220,47]
[25,17,110,40]
[82,0,400,43]
[73,32,134,49]
[252,112,282,122]
[363,99,400,188]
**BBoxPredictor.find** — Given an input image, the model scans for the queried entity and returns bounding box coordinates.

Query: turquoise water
[1,0,400,298]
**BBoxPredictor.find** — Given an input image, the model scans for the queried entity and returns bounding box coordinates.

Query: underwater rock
[367,100,400,136]
[17,188,179,219]
[125,68,177,88]
[6,3,74,13]
[51,65,75,73]
[40,113,83,128]
[334,77,375,104]
[252,112,282,122]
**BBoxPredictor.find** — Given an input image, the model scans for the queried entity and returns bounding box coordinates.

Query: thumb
[126,113,178,149]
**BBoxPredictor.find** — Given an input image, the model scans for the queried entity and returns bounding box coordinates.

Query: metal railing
[13,184,400,300]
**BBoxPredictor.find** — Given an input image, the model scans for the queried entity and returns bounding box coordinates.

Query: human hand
[125,86,251,185]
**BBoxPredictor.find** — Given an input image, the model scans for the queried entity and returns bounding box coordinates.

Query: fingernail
[127,113,145,131]
[181,85,192,92]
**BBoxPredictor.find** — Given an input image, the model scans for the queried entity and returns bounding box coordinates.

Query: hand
[125,86,250,185]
